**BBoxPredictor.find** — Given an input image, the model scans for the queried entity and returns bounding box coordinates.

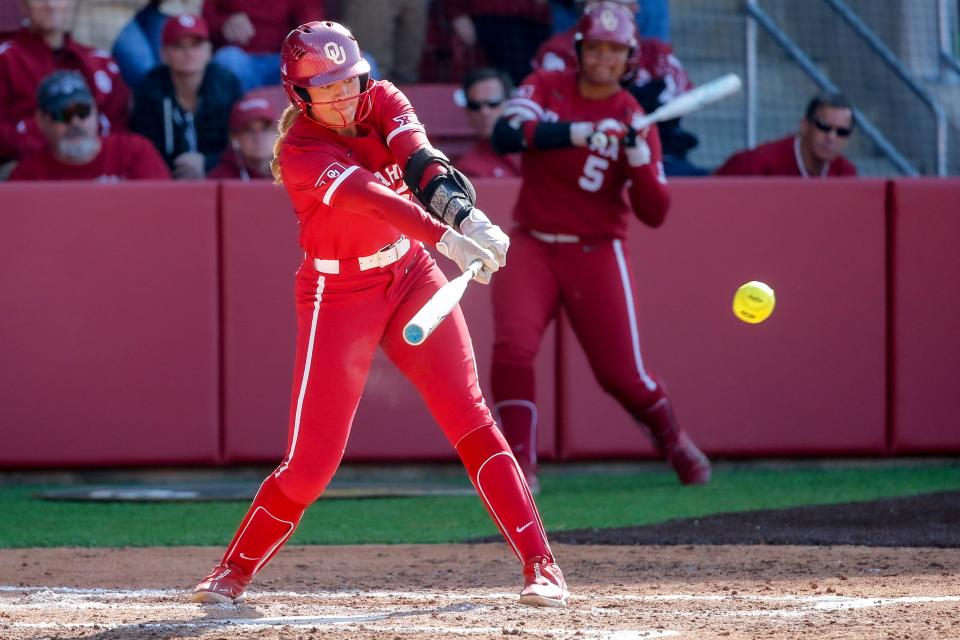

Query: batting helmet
[573,2,639,82]
[280,21,373,127]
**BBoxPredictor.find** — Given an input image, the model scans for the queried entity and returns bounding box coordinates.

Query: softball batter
[192,21,568,607]
[490,2,711,492]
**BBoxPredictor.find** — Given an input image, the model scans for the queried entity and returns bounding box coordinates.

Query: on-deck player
[191,20,569,608]
[490,2,711,492]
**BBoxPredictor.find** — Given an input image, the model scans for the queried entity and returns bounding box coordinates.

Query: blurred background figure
[341,0,425,84]
[110,0,203,89]
[714,93,858,177]
[534,0,705,176]
[203,0,325,92]
[454,67,521,178]
[549,0,670,41]
[208,91,280,180]
[132,14,242,179]
[9,70,169,180]
[0,0,130,166]
[446,0,553,86]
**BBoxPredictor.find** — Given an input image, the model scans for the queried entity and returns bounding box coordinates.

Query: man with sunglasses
[455,67,521,179]
[715,93,858,177]
[0,0,131,166]
[9,70,169,180]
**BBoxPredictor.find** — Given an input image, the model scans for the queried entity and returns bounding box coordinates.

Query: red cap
[162,14,209,46]
[229,95,278,132]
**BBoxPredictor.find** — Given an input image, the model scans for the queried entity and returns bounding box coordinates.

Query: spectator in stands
[203,0,325,93]
[447,0,553,86]
[533,1,705,176]
[342,0,426,84]
[111,0,203,88]
[9,70,169,180]
[0,0,130,165]
[455,67,521,178]
[132,14,242,179]
[715,93,858,177]
[208,92,279,180]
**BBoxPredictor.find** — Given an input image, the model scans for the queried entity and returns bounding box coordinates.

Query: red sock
[456,425,553,564]
[221,474,308,576]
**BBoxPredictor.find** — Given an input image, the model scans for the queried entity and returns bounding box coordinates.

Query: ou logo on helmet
[324,41,346,65]
[600,9,618,31]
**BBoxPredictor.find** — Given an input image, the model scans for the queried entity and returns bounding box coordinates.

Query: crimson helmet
[280,21,373,127]
[573,2,639,82]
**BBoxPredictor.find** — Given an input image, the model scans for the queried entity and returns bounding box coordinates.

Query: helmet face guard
[573,2,639,83]
[281,21,374,127]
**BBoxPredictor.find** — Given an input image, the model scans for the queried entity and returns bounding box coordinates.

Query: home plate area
[1,544,958,639]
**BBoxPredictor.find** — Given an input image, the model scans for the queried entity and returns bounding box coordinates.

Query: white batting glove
[437,229,499,285]
[570,119,627,153]
[458,208,510,268]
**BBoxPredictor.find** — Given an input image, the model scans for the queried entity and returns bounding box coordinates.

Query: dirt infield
[1,543,958,639]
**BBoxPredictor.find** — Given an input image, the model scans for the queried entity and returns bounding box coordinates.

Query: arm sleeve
[92,57,131,132]
[202,0,230,49]
[373,82,450,192]
[296,153,447,245]
[492,72,581,153]
[626,125,670,228]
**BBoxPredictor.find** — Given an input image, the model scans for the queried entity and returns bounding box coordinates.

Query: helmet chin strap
[293,75,373,129]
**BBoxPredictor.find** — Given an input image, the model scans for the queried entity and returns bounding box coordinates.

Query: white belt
[313,237,410,274]
[528,229,581,243]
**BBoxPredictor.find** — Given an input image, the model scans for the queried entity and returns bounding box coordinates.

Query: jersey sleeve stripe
[505,98,544,119]
[385,122,426,145]
[320,165,360,206]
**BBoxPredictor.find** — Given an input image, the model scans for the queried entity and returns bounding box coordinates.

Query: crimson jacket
[714,135,858,177]
[0,29,130,162]
[203,0,326,54]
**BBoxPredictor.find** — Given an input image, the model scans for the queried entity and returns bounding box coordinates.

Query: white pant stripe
[612,240,657,392]
[276,273,326,478]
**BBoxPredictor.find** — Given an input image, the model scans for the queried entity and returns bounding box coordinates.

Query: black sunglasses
[466,98,504,112]
[50,103,93,123]
[812,118,852,138]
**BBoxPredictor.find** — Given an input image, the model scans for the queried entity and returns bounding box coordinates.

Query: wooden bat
[631,73,743,130]
[403,259,483,346]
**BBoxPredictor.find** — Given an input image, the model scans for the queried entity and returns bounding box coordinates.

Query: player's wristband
[533,122,579,149]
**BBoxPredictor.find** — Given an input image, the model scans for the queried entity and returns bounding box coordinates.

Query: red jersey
[504,70,669,239]
[203,0,325,54]
[0,29,130,162]
[714,135,858,177]
[533,30,693,103]
[278,81,448,259]
[9,132,171,181]
[455,140,521,179]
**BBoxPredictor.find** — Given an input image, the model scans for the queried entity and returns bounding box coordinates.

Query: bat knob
[403,324,424,345]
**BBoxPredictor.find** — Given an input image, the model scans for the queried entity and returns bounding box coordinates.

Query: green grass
[1,464,959,548]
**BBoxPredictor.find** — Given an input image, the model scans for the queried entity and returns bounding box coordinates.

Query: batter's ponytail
[271,105,299,184]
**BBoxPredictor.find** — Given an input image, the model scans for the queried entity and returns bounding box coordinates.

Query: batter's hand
[623,125,652,167]
[437,229,499,284]
[571,119,628,153]
[458,208,509,268]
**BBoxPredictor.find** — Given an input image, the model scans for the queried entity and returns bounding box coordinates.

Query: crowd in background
[0,0,857,183]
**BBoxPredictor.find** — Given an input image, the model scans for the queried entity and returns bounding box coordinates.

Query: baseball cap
[229,95,278,132]
[37,70,95,116]
[162,14,209,46]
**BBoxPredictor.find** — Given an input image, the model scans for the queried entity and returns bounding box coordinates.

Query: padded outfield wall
[0,179,956,467]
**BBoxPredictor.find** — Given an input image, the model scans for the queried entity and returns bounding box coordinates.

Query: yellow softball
[733,281,776,324]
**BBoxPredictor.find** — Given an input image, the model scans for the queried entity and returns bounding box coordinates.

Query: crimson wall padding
[0,182,220,467]
[889,179,960,453]
[559,179,889,459]
[219,179,557,463]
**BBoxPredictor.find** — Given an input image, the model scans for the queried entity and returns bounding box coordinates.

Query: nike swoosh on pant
[516,522,534,533]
